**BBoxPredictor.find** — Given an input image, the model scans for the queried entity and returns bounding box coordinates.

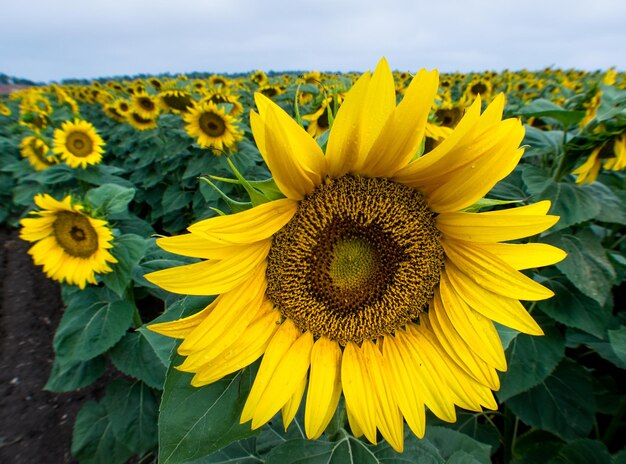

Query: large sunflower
[146,59,565,452]
[182,101,243,153]
[52,119,105,168]
[20,194,117,289]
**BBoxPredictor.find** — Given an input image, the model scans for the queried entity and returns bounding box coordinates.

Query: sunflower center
[66,132,93,157]
[138,97,155,111]
[329,237,378,289]
[52,211,99,258]
[199,112,226,137]
[471,82,488,95]
[266,175,445,344]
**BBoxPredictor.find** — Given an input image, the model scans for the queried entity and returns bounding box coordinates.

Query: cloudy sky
[2,0,624,82]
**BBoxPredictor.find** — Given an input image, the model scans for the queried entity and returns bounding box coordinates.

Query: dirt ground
[0,228,103,464]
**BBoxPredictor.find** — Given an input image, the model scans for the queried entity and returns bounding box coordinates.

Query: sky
[1,0,625,83]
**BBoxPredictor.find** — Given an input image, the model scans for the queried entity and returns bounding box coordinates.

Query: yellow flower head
[20,194,117,289]
[146,59,565,452]
[52,118,105,168]
[20,136,60,171]
[182,101,243,154]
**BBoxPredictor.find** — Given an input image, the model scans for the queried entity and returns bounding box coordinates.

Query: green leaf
[538,278,612,338]
[44,355,105,392]
[72,400,133,464]
[522,126,564,159]
[506,360,595,441]
[190,439,259,463]
[162,184,193,214]
[566,330,626,369]
[522,166,601,230]
[264,428,456,464]
[543,230,616,306]
[586,182,626,225]
[510,429,563,464]
[427,426,491,463]
[498,322,565,402]
[53,287,134,363]
[608,327,626,366]
[547,439,611,464]
[158,354,258,464]
[103,379,159,455]
[86,183,135,215]
[516,99,585,127]
[100,234,148,297]
[109,331,167,389]
[24,164,75,184]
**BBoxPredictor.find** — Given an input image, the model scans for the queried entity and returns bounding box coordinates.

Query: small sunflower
[146,59,564,452]
[251,70,268,86]
[182,101,243,153]
[200,91,244,116]
[52,119,105,168]
[20,136,60,171]
[127,111,158,131]
[20,194,117,289]
[303,94,344,138]
[0,101,13,116]
[158,89,195,114]
[132,92,161,120]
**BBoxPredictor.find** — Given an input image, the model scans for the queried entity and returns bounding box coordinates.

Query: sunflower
[0,102,12,116]
[251,70,268,86]
[146,59,564,452]
[132,92,160,120]
[52,119,105,168]
[182,101,243,153]
[20,136,59,171]
[158,89,195,114]
[20,194,117,289]
[127,111,158,131]
[303,94,345,138]
[199,91,243,117]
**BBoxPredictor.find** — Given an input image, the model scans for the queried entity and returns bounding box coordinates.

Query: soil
[0,228,104,464]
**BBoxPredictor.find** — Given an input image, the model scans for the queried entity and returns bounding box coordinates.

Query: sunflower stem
[126,288,143,328]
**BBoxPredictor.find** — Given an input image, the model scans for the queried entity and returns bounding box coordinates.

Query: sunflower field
[1,60,625,464]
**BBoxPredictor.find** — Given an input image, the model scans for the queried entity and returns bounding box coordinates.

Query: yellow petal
[241,319,301,423]
[467,242,567,270]
[414,330,498,411]
[393,97,483,181]
[427,296,501,389]
[176,269,266,363]
[147,301,214,339]
[305,337,343,440]
[363,69,439,177]
[437,205,558,244]
[445,261,543,335]
[144,242,269,296]
[156,233,252,260]
[252,94,326,199]
[252,331,313,428]
[438,271,507,370]
[393,328,457,422]
[187,198,297,245]
[190,309,281,386]
[381,335,426,438]
[362,340,404,452]
[422,122,525,212]
[341,341,377,444]
[407,324,497,411]
[325,71,371,178]
[352,58,396,172]
[282,373,307,430]
[442,239,555,301]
